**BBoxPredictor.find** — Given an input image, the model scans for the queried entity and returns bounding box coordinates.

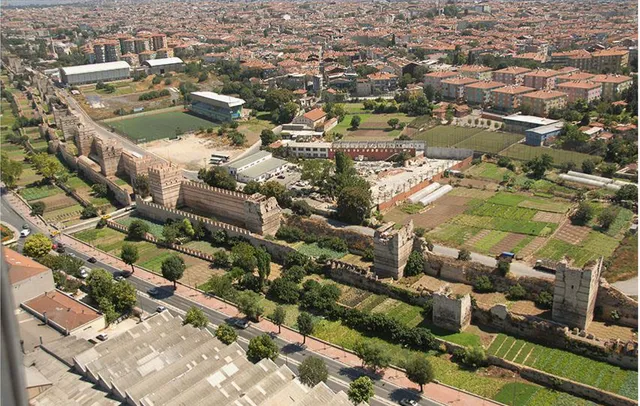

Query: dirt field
[144,133,244,170]
[384,194,470,229]
[554,221,590,244]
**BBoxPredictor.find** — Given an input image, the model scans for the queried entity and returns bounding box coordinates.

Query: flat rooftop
[227,150,272,170]
[191,91,245,107]
[504,115,559,126]
[60,61,130,75]
[238,157,288,179]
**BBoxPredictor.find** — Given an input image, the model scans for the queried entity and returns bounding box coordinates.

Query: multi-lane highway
[1,191,440,406]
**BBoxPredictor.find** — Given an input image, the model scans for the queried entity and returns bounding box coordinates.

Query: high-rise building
[152,34,167,51]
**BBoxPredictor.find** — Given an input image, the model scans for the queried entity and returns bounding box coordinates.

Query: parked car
[55,243,66,253]
[87,257,97,263]
[79,266,91,279]
[156,306,166,313]
[233,318,250,329]
[114,276,125,282]
[96,333,108,341]
[22,224,30,230]
[399,399,418,406]
[147,287,158,296]
[19,229,30,238]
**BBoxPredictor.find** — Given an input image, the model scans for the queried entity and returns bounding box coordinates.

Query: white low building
[226,151,288,183]
[59,61,131,85]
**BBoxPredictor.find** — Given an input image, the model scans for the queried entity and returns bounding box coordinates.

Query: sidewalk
[6,188,497,406]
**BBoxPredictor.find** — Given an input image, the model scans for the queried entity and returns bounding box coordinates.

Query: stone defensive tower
[432,286,472,332]
[94,136,123,177]
[244,193,282,236]
[53,105,81,140]
[373,221,414,279]
[74,124,95,157]
[552,258,603,330]
[148,164,182,208]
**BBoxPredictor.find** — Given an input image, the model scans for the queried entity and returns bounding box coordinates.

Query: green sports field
[105,111,218,143]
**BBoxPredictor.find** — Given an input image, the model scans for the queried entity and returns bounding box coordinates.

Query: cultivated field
[501,143,601,167]
[489,334,638,399]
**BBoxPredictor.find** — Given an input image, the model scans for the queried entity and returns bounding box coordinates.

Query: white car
[19,229,31,238]
[79,266,91,279]
[156,306,166,313]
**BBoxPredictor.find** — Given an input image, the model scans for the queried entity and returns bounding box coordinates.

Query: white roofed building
[189,91,245,122]
[141,57,184,74]
[59,61,131,85]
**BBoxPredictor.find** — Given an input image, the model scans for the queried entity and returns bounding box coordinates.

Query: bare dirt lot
[554,221,590,245]
[384,194,471,229]
[143,133,244,171]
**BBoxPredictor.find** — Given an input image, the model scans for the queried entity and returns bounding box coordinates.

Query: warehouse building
[189,91,245,122]
[141,57,184,75]
[525,121,565,146]
[226,150,288,183]
[59,61,131,85]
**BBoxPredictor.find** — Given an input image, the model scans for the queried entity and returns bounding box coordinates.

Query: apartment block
[521,90,568,117]
[490,85,535,113]
[367,72,398,94]
[591,49,629,73]
[464,81,505,106]
[423,71,459,93]
[523,69,561,90]
[152,33,168,51]
[441,77,478,101]
[134,37,152,54]
[550,50,592,71]
[458,65,493,80]
[591,74,633,100]
[556,72,596,84]
[557,81,602,104]
[492,66,531,85]
[117,36,135,55]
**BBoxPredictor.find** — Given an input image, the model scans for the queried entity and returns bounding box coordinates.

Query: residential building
[134,37,151,54]
[503,114,560,133]
[142,57,185,75]
[189,91,245,121]
[226,151,288,183]
[155,48,174,59]
[367,72,398,94]
[591,74,633,100]
[5,248,55,307]
[92,43,106,63]
[525,121,565,146]
[423,71,459,93]
[523,69,561,90]
[557,81,602,103]
[137,50,156,64]
[59,61,131,85]
[464,81,505,106]
[441,77,478,101]
[356,79,372,97]
[556,72,596,84]
[151,33,168,51]
[550,50,592,71]
[118,37,135,55]
[23,291,105,336]
[458,65,493,80]
[490,85,535,113]
[591,49,629,73]
[287,141,332,158]
[292,108,327,130]
[492,66,531,85]
[521,90,568,117]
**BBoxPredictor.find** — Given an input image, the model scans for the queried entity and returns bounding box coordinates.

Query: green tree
[99,297,118,325]
[134,174,150,197]
[268,277,300,304]
[582,159,596,174]
[298,356,328,387]
[523,154,553,179]
[162,223,180,244]
[497,260,510,276]
[264,88,295,111]
[350,115,362,130]
[273,101,299,124]
[85,269,114,303]
[404,251,424,276]
[81,204,98,219]
[571,202,594,225]
[127,219,150,240]
[259,180,292,207]
[458,346,488,369]
[110,280,137,313]
[336,185,372,224]
[197,166,237,190]
[615,184,638,203]
[184,306,208,328]
[424,84,435,102]
[215,323,238,344]
[91,183,108,197]
[297,312,314,344]
[404,356,435,392]
[260,129,280,146]
[387,118,400,129]
[353,340,391,372]
[348,376,374,405]
[247,334,278,362]
[243,180,262,195]
[205,274,236,299]
[237,290,264,321]
[30,201,45,216]
[272,305,287,334]
[457,248,471,261]
[161,255,185,289]
[232,242,257,272]
[23,233,51,258]
[597,207,617,230]
[300,159,334,188]
[0,152,23,188]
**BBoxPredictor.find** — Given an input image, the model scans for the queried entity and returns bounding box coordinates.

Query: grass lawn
[453,131,523,154]
[296,242,347,259]
[106,111,219,143]
[43,204,84,222]
[501,144,601,167]
[183,240,225,255]
[115,214,165,238]
[466,162,514,182]
[534,231,620,267]
[19,184,63,201]
[604,207,634,237]
[428,224,484,246]
[413,125,480,147]
[489,334,638,399]
[604,234,638,282]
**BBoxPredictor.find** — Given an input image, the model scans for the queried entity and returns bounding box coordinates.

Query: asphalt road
[0,192,440,406]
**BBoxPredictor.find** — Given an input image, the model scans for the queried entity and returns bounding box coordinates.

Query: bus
[210,153,230,163]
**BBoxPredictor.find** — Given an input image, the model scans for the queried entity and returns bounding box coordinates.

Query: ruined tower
[244,193,282,236]
[432,286,472,332]
[552,258,603,330]
[373,221,414,279]
[94,136,123,177]
[148,164,182,208]
[74,124,95,157]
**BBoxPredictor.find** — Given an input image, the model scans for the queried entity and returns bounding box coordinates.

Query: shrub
[97,217,107,228]
[215,324,237,344]
[291,200,313,217]
[497,156,511,168]
[473,276,494,293]
[81,205,98,219]
[275,225,306,243]
[404,251,424,276]
[456,346,487,368]
[212,250,230,268]
[317,237,348,252]
[414,227,426,237]
[610,309,621,321]
[535,291,553,309]
[31,201,46,216]
[497,260,510,276]
[506,284,527,300]
[570,202,594,225]
[458,248,472,261]
[361,247,374,262]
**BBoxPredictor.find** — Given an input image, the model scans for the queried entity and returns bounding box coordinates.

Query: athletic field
[105,110,218,143]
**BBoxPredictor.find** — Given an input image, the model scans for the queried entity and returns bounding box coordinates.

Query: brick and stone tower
[373,221,414,279]
[432,286,472,332]
[148,164,182,208]
[552,258,603,330]
[244,193,282,236]
[74,124,95,157]
[94,137,123,177]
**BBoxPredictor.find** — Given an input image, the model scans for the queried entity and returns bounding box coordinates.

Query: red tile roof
[4,248,50,285]
[24,291,102,332]
[303,108,327,121]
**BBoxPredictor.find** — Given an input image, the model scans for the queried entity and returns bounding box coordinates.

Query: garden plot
[465,162,513,182]
[384,194,470,229]
[337,285,373,308]
[533,231,619,267]
[447,187,496,199]
[553,222,590,245]
[489,334,638,400]
[532,212,564,223]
